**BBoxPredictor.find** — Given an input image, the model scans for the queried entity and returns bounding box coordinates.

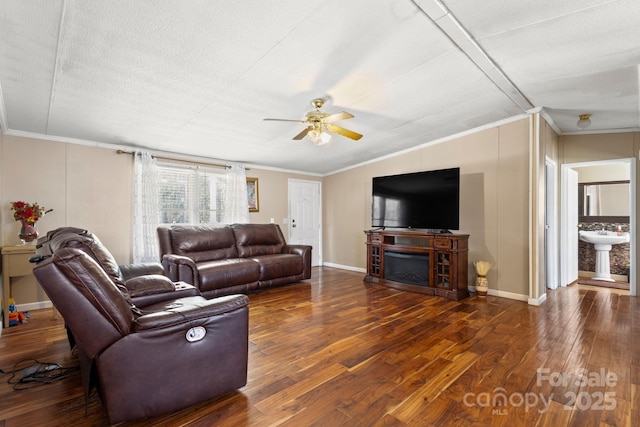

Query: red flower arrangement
[10,201,53,224]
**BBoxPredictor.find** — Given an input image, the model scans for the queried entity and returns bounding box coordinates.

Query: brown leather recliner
[36,226,199,307]
[33,247,249,423]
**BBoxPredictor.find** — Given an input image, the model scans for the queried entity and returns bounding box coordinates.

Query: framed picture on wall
[247,177,259,212]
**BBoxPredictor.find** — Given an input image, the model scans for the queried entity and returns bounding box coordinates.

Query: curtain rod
[116,149,234,169]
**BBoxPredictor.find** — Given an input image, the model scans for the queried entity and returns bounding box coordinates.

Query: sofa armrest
[161,254,199,286]
[133,295,249,331]
[283,245,312,279]
[119,262,164,281]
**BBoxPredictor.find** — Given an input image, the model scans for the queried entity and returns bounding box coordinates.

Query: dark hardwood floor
[0,267,638,426]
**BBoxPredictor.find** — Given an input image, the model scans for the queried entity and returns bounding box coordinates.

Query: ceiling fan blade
[323,111,354,123]
[263,118,306,123]
[293,127,312,140]
[325,124,363,140]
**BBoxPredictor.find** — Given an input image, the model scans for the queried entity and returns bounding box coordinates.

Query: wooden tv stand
[364,229,469,300]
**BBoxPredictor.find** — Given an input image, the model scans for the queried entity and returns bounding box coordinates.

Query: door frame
[560,158,635,296]
[545,157,559,290]
[288,178,322,266]
[560,166,579,287]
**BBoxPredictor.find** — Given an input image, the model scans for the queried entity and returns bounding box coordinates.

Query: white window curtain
[133,152,160,263]
[222,163,250,224]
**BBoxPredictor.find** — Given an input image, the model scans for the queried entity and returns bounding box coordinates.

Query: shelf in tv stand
[382,244,431,253]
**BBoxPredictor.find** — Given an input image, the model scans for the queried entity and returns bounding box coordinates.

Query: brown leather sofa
[32,233,249,423]
[158,223,312,298]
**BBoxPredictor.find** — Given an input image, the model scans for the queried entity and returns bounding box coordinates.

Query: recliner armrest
[133,295,249,331]
[120,262,164,280]
[124,275,176,296]
[126,276,200,307]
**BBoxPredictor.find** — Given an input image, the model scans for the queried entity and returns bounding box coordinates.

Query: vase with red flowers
[10,201,53,244]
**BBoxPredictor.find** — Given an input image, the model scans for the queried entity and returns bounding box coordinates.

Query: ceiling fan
[264,98,363,145]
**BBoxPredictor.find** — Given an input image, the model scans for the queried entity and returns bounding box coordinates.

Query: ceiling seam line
[46,0,69,136]
[414,0,533,112]
[0,80,8,133]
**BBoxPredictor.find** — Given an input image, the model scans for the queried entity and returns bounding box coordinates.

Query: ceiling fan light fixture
[308,129,331,145]
[264,97,362,142]
[319,131,331,144]
[577,114,591,130]
[307,129,319,142]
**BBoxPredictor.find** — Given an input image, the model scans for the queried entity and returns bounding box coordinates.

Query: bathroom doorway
[560,158,635,295]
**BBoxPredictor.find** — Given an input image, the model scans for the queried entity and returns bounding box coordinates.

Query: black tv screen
[372,167,460,230]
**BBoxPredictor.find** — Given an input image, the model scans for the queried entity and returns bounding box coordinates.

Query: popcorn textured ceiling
[0,0,638,174]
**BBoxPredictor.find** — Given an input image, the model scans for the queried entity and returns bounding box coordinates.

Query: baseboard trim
[322,262,366,273]
[15,300,54,312]
[468,285,530,303]
[325,268,533,304]
[493,289,529,302]
[528,292,548,306]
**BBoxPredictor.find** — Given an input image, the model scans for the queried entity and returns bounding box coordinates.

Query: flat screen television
[371,167,460,231]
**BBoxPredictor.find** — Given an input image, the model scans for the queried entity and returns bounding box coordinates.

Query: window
[157,163,226,224]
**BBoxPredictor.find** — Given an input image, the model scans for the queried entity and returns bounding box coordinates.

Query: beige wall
[246,168,321,229]
[1,135,319,308]
[324,118,531,297]
[4,121,636,308]
[575,163,631,182]
[559,133,636,163]
[1,136,134,306]
[0,130,3,246]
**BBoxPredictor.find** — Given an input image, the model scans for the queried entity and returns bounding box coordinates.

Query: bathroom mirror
[578,180,630,222]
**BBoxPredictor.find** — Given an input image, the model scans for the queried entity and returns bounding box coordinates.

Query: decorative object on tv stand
[10,201,53,244]
[473,260,492,297]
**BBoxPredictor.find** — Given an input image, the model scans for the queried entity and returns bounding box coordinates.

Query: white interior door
[561,167,579,286]
[545,158,559,289]
[288,179,321,266]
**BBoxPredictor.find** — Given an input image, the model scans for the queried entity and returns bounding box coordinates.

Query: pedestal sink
[579,230,630,281]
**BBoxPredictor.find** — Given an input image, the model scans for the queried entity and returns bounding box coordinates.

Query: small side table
[1,245,57,328]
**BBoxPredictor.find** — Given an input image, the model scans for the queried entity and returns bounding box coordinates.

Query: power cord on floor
[0,358,79,390]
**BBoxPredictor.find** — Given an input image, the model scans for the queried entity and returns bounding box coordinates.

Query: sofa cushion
[251,254,303,281]
[197,259,260,292]
[231,224,285,257]
[170,225,239,262]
